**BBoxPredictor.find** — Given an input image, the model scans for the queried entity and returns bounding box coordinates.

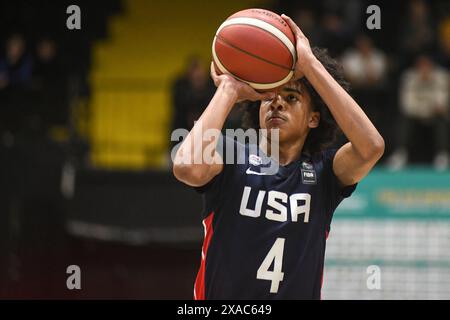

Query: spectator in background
[171,56,215,136]
[32,37,67,132]
[387,55,449,171]
[0,34,33,134]
[321,0,362,38]
[398,0,435,66]
[171,56,214,130]
[342,35,387,88]
[33,38,61,90]
[313,0,362,57]
[319,13,348,57]
[0,34,32,90]
[341,34,388,125]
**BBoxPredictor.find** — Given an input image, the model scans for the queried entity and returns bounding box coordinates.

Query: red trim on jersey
[194,212,215,300]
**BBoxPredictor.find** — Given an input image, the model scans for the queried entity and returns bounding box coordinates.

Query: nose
[270,94,286,111]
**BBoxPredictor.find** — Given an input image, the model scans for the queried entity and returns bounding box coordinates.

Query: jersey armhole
[326,148,358,199]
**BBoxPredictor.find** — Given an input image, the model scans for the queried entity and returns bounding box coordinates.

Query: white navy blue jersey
[193,136,357,300]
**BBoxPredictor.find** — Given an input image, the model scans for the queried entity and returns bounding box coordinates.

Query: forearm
[304,57,385,159]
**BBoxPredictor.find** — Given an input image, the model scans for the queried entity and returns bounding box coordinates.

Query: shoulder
[193,135,248,194]
[220,135,248,161]
[314,148,358,199]
[310,148,346,186]
[310,148,338,167]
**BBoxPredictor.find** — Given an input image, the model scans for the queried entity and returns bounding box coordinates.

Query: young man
[173,15,384,299]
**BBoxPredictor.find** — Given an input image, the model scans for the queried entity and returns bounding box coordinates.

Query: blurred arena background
[0,0,449,299]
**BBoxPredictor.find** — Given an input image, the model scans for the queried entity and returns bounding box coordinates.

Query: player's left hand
[281,14,316,80]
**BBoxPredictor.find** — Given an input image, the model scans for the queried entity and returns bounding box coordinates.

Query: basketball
[212,8,297,90]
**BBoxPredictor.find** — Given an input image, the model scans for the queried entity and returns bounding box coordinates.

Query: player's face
[259,80,320,144]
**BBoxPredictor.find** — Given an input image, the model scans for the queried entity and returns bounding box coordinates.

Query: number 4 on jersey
[257,238,285,293]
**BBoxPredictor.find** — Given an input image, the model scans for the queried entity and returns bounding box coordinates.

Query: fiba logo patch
[301,161,313,170]
[301,161,316,184]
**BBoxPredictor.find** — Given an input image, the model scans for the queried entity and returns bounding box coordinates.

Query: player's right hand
[210,62,276,103]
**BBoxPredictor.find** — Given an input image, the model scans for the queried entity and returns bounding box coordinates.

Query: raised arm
[283,15,385,186]
[172,64,275,187]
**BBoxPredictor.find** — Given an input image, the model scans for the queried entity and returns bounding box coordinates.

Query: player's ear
[308,111,320,129]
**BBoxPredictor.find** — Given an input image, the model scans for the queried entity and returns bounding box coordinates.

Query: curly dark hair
[241,47,350,156]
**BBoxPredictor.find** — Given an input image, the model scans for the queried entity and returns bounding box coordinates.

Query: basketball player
[173,15,384,299]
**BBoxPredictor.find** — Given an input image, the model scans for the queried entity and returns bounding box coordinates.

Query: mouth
[266,114,287,123]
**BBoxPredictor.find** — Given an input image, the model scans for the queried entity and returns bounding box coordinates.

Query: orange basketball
[212,8,296,90]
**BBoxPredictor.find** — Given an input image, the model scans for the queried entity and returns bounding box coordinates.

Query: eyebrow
[282,87,302,94]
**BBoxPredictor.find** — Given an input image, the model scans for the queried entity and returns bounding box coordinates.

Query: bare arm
[283,15,385,186]
[172,64,275,187]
